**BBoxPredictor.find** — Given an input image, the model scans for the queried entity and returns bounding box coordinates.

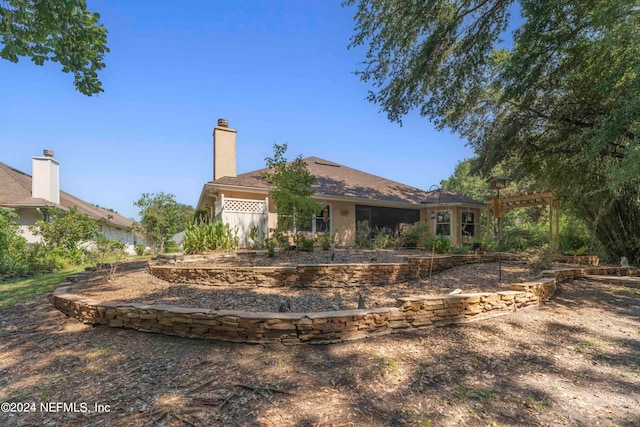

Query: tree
[0,207,28,276]
[440,159,491,202]
[263,143,322,236]
[31,206,98,263]
[134,193,188,254]
[0,0,108,95]
[347,0,640,264]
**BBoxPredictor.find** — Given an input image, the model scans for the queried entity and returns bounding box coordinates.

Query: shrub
[249,225,266,250]
[25,243,63,274]
[297,234,315,252]
[355,220,372,248]
[30,206,98,263]
[163,239,179,253]
[183,221,239,254]
[453,245,470,254]
[318,234,333,250]
[265,237,276,257]
[526,244,560,271]
[433,236,452,254]
[272,230,291,251]
[134,244,146,256]
[88,235,126,281]
[0,208,29,278]
[399,221,430,248]
[372,228,393,249]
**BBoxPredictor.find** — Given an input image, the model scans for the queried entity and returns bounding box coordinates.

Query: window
[279,204,331,234]
[436,210,451,236]
[461,211,475,237]
[315,205,331,233]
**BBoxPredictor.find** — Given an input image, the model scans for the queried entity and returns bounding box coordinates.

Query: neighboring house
[0,150,142,254]
[197,119,485,248]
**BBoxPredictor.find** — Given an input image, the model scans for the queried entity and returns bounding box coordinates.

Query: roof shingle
[0,161,135,228]
[211,156,484,206]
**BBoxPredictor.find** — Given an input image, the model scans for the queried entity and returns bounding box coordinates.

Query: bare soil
[1,253,639,426]
[72,253,538,312]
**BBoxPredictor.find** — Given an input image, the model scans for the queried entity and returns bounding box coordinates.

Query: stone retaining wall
[148,254,519,287]
[52,265,636,345]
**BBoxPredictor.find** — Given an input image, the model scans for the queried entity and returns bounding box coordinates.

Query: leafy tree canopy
[31,206,98,252]
[263,143,322,234]
[134,193,190,253]
[0,0,108,95]
[347,0,640,263]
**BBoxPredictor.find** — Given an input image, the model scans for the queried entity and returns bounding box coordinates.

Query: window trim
[435,210,451,237]
[461,211,476,238]
[278,203,332,234]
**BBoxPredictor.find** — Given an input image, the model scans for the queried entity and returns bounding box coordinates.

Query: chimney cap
[217,118,229,128]
[43,149,54,157]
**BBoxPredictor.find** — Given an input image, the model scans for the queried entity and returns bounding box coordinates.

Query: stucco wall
[331,201,355,246]
[15,207,43,244]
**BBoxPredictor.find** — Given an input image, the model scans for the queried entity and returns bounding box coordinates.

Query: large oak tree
[347,0,640,263]
[0,0,108,95]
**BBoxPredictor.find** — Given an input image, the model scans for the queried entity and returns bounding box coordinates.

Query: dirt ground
[72,257,538,313]
[0,256,639,426]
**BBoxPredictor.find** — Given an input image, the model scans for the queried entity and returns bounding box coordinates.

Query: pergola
[487,190,560,245]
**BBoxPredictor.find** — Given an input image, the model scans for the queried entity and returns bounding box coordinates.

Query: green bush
[25,243,63,274]
[372,228,393,249]
[272,230,291,251]
[249,225,266,250]
[433,236,451,254]
[559,216,591,254]
[30,206,98,263]
[297,234,315,252]
[355,220,372,248]
[183,221,239,254]
[452,245,470,254]
[163,239,179,253]
[0,208,29,278]
[318,234,333,250]
[399,221,430,248]
[134,244,146,256]
[265,237,276,257]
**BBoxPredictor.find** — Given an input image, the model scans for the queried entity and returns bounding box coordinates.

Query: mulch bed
[70,250,539,312]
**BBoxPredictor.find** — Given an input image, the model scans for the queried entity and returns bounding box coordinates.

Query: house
[197,119,485,248]
[0,150,141,254]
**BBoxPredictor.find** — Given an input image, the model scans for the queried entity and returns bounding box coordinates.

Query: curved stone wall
[148,254,517,287]
[52,261,636,345]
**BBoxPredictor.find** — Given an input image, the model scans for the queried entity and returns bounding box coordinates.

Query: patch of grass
[369,351,400,376]
[469,388,496,403]
[0,266,84,309]
[453,384,468,402]
[526,392,552,409]
[575,339,608,361]
[616,286,640,296]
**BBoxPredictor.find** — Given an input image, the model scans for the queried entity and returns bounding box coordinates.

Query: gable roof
[0,161,135,228]
[210,156,484,206]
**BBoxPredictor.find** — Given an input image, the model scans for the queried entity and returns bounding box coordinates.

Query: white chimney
[32,149,60,204]
[213,118,237,180]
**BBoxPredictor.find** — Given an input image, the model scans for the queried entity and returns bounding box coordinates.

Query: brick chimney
[32,149,60,204]
[213,118,237,180]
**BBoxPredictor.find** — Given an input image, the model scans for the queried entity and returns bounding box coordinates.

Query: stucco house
[0,150,141,254]
[197,119,485,248]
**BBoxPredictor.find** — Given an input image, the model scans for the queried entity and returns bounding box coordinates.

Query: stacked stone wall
[52,262,636,345]
[148,254,512,287]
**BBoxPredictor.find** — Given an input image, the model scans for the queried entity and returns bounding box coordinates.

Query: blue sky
[1,0,475,220]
